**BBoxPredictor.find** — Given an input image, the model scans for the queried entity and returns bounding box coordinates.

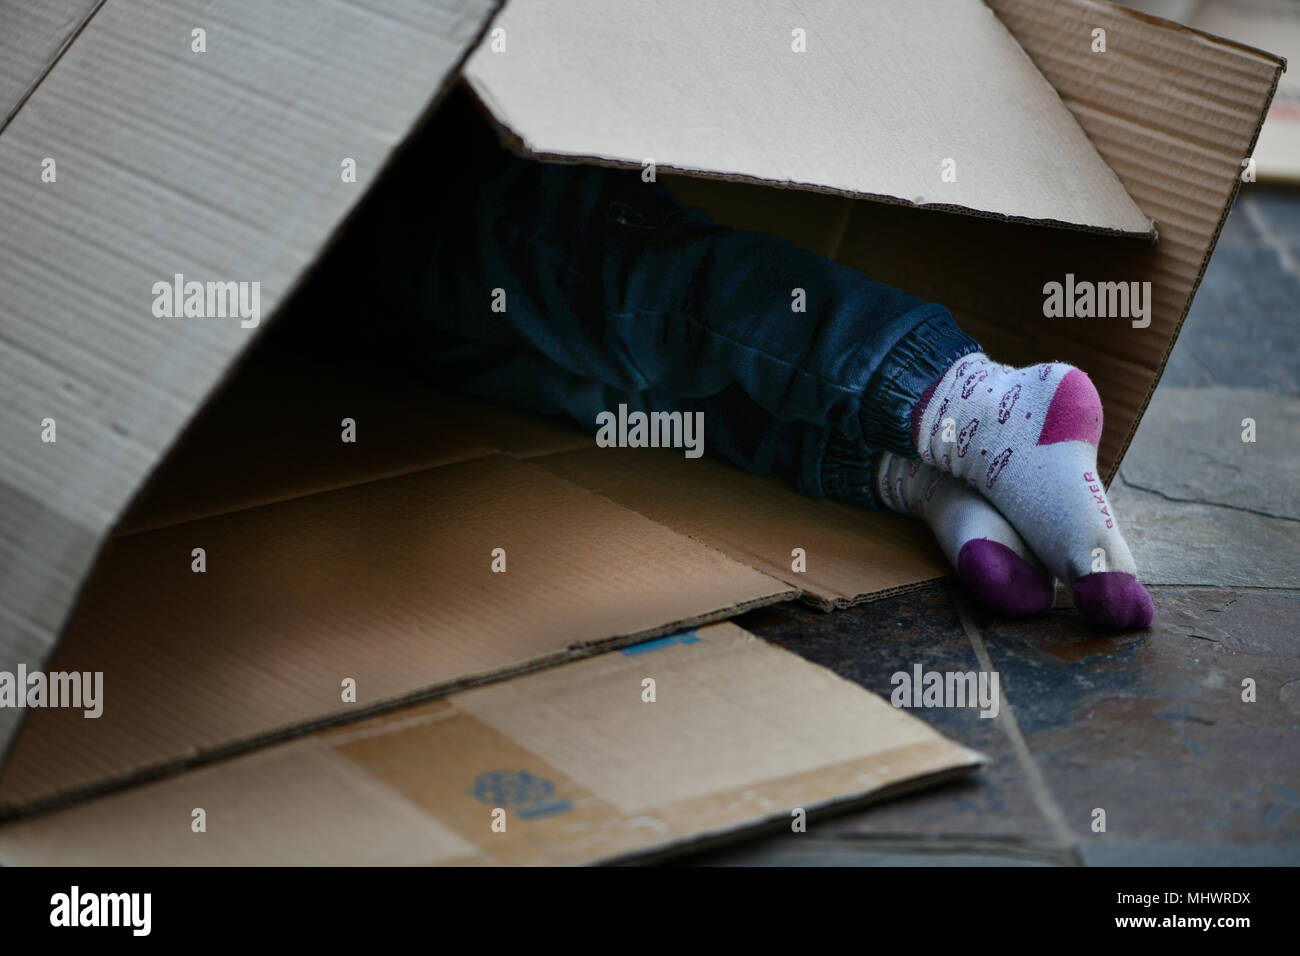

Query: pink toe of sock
[956,539,1056,616]
[1071,572,1154,628]
[1038,368,1103,447]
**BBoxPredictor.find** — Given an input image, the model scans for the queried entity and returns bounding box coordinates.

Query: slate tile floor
[685,188,1300,866]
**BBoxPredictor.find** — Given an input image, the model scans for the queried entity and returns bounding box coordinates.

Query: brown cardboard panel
[536,448,950,610]
[455,394,593,460]
[986,0,1284,474]
[0,458,793,812]
[118,391,494,536]
[466,0,1153,236]
[0,736,481,866]
[0,0,503,757]
[0,622,983,865]
[1181,0,1300,182]
[665,173,858,261]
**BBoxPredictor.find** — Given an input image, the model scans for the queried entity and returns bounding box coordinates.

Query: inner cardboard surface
[0,445,801,811]
[0,621,984,866]
[0,342,957,813]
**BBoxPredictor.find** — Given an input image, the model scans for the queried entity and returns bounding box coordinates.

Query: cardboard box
[0,0,1284,849]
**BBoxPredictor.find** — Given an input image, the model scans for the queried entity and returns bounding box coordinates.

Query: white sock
[911,354,1152,627]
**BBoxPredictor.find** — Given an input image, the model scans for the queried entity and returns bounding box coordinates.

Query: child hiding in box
[313,90,1152,629]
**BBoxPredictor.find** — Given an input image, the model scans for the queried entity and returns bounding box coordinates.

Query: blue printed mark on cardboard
[470,770,573,819]
[621,629,701,656]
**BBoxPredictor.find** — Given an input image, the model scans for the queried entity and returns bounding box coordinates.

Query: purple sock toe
[1071,572,1154,628]
[956,539,1056,616]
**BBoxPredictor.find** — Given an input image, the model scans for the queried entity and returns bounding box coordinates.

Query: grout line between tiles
[950,586,1083,864]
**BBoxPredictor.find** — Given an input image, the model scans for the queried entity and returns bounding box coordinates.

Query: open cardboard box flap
[0,0,1284,815]
[465,0,1156,237]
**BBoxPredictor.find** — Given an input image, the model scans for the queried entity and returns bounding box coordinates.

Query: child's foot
[874,452,1055,616]
[911,354,1153,628]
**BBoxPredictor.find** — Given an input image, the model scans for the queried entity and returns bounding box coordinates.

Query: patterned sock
[874,452,1055,616]
[911,354,1153,628]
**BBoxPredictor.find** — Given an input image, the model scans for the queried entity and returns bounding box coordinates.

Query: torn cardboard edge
[603,767,978,866]
[0,622,987,865]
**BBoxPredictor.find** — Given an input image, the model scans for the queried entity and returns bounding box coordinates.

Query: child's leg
[352,90,977,465]
[449,349,838,500]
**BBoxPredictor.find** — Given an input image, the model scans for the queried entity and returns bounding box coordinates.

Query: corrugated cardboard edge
[602,764,982,866]
[1115,1,1291,66]
[809,575,951,612]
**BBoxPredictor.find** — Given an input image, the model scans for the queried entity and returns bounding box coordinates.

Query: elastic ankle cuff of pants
[858,308,982,456]
[820,431,881,508]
